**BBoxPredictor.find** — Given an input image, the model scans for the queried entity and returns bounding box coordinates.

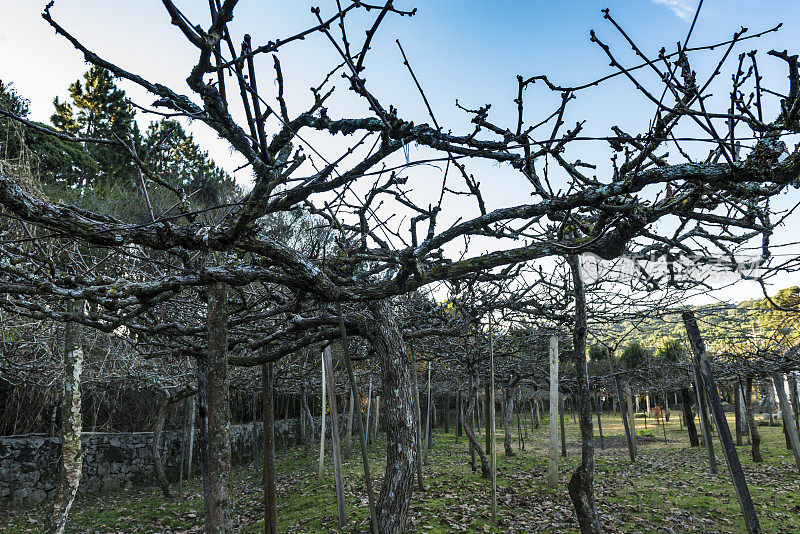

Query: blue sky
[0,0,798,302]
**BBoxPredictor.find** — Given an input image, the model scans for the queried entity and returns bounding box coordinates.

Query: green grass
[3,411,799,533]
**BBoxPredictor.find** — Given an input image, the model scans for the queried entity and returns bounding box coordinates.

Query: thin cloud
[653,0,695,21]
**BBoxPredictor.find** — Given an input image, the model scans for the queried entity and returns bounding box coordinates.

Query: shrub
[637,429,654,437]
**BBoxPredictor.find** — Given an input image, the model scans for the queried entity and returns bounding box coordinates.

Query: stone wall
[0,415,347,505]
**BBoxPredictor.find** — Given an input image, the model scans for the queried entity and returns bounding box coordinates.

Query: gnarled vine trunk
[462,371,491,478]
[503,375,518,457]
[566,255,602,534]
[361,299,418,534]
[681,387,699,447]
[152,391,172,498]
[203,282,233,534]
[745,377,762,462]
[45,301,84,534]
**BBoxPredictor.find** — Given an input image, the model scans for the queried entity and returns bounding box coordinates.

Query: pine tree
[143,120,239,210]
[51,66,137,186]
[620,341,650,370]
[1,79,97,188]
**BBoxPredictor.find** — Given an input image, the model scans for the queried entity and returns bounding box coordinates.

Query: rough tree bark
[566,255,602,534]
[252,391,260,464]
[45,300,84,534]
[198,356,210,521]
[152,392,172,498]
[489,318,497,525]
[360,300,418,534]
[263,363,277,534]
[204,282,233,534]
[375,395,382,443]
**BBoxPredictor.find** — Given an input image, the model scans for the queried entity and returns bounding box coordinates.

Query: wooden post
[444,396,450,435]
[767,384,775,427]
[614,373,635,462]
[425,362,433,461]
[318,352,327,483]
[683,311,760,534]
[790,374,800,436]
[484,381,491,458]
[734,384,743,446]
[739,381,750,438]
[559,394,567,457]
[410,339,425,492]
[335,304,379,534]
[263,363,277,534]
[186,395,196,481]
[516,402,523,450]
[547,334,559,489]
[626,386,638,458]
[773,373,800,474]
[374,395,381,442]
[323,346,347,528]
[468,371,476,471]
[692,366,717,474]
[595,394,604,450]
[455,389,462,443]
[344,389,355,459]
[152,392,172,498]
[178,398,187,498]
[252,391,260,465]
[365,377,373,445]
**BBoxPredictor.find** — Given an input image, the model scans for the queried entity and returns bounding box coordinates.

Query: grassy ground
[3,411,800,533]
